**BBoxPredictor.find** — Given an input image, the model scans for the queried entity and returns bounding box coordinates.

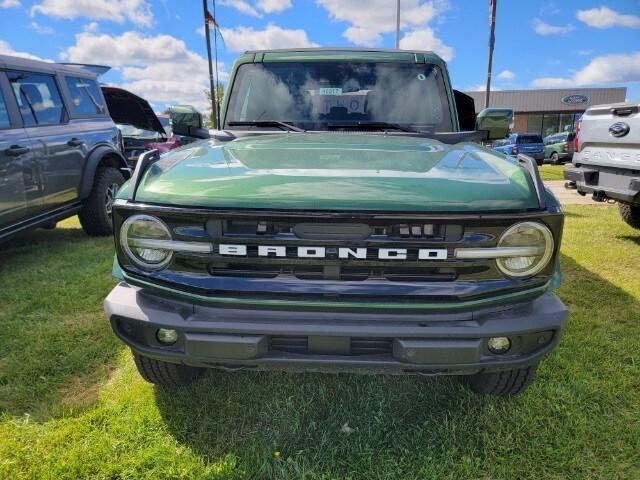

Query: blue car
[492,133,545,165]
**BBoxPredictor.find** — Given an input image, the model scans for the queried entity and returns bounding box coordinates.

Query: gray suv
[0,54,130,242]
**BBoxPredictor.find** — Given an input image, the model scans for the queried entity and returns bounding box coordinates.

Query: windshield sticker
[417,73,426,81]
[319,87,343,96]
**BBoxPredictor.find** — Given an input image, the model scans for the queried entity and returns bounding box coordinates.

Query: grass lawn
[1,208,639,479]
[538,164,566,181]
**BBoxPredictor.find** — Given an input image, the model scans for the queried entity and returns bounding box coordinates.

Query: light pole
[484,0,497,108]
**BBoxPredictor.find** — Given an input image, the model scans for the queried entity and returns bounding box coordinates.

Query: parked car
[0,54,129,242]
[544,132,575,164]
[565,101,640,229]
[104,48,567,397]
[101,86,183,166]
[493,133,545,165]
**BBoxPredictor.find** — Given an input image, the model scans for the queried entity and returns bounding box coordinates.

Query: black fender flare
[79,145,131,200]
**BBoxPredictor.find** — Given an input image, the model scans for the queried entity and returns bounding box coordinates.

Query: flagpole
[395,0,400,49]
[202,0,216,127]
[212,0,221,128]
[484,0,497,108]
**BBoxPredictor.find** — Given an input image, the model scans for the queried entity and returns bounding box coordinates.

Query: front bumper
[565,164,640,205]
[105,282,568,375]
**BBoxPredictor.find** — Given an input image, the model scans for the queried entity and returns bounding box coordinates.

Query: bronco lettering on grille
[218,244,448,260]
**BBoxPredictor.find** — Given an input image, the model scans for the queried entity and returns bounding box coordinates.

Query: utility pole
[484,0,497,108]
[212,0,221,128]
[202,0,216,127]
[395,0,401,49]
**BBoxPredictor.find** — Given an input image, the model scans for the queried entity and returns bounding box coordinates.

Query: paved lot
[545,180,600,205]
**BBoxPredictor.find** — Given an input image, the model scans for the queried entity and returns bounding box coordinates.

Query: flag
[205,10,218,28]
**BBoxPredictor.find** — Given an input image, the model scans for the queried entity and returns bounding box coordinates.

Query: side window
[8,71,67,126]
[0,88,10,129]
[65,76,105,116]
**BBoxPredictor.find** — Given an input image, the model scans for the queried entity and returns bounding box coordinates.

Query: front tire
[619,203,640,230]
[463,365,537,396]
[79,167,125,236]
[133,353,204,387]
[550,152,559,165]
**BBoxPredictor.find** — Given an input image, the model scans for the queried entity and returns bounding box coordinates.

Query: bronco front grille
[115,208,561,302]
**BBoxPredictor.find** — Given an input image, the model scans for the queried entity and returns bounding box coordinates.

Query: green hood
[126,133,539,212]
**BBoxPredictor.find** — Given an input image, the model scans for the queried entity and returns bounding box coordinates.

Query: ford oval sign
[561,94,589,106]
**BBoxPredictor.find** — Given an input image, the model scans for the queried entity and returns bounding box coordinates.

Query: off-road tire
[79,167,125,236]
[464,365,537,396]
[619,203,640,230]
[550,152,559,164]
[133,353,204,387]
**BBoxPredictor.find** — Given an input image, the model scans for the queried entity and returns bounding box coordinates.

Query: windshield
[158,116,172,136]
[225,61,453,131]
[117,124,161,140]
[517,135,543,144]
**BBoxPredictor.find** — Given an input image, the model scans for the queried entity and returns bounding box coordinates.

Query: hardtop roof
[0,54,107,78]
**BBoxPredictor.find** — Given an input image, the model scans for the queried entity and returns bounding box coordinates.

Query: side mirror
[476,108,513,140]
[168,105,209,139]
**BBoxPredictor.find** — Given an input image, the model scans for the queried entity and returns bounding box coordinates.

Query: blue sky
[1,0,638,112]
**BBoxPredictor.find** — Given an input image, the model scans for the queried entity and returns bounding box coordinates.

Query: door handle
[67,138,85,147]
[5,145,30,156]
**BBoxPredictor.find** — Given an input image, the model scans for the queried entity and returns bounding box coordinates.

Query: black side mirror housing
[453,90,477,131]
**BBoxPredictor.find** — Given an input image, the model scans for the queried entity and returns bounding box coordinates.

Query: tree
[203,84,225,129]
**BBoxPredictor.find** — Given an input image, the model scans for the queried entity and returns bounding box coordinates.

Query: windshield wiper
[326,121,429,134]
[227,120,305,132]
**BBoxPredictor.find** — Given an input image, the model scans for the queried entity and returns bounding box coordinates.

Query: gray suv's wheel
[463,364,537,396]
[133,353,204,387]
[619,203,640,230]
[79,167,125,236]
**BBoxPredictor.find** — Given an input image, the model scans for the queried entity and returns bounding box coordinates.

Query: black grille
[269,336,392,356]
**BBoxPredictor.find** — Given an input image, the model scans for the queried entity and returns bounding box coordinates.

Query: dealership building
[465,87,627,138]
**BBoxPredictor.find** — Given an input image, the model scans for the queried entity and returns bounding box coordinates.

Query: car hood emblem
[609,122,630,138]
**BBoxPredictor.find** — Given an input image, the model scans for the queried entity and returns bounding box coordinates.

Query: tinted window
[0,89,10,129]
[65,76,105,116]
[517,135,543,144]
[226,61,453,131]
[8,71,66,126]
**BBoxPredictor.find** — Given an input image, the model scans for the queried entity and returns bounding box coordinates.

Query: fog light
[488,336,511,354]
[157,328,178,345]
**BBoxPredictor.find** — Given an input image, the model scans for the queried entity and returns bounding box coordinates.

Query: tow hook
[592,191,607,203]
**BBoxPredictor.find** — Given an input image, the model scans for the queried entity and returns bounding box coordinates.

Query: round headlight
[120,214,173,270]
[496,222,554,278]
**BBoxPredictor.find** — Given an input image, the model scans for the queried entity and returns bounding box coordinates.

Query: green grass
[539,164,565,181]
[1,209,639,479]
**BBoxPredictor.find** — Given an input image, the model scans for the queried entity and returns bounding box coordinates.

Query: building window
[527,114,543,134]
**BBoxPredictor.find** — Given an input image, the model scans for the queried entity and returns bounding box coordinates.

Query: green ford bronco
[104,49,567,396]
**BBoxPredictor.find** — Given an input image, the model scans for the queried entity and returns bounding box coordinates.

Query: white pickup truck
[565,102,640,229]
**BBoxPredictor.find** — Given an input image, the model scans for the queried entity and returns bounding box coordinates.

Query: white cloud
[1,0,20,8]
[399,28,454,61]
[576,7,640,29]
[31,0,153,28]
[0,40,51,61]
[220,24,318,52]
[497,69,515,80]
[317,0,448,47]
[532,18,575,35]
[257,0,292,13]
[83,21,99,33]
[531,51,640,88]
[62,31,227,112]
[576,49,592,56]
[219,0,261,17]
[28,21,54,34]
